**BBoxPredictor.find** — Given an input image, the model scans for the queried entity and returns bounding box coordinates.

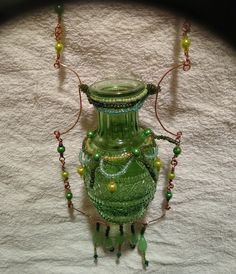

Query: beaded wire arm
[53,3,191,266]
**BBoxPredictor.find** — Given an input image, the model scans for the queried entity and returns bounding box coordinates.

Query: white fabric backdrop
[0,2,235,274]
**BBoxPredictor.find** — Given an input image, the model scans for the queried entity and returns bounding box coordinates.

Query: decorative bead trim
[83,134,155,161]
[95,99,145,114]
[99,157,134,178]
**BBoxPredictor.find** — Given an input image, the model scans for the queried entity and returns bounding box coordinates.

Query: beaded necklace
[53,2,191,267]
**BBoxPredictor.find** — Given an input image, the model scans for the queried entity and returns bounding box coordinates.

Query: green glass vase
[80,79,159,224]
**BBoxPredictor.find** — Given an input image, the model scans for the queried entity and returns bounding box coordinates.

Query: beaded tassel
[54,2,64,68]
[92,222,101,261]
[116,225,125,259]
[54,131,73,208]
[129,223,138,249]
[104,226,114,252]
[165,133,182,210]
[138,225,149,267]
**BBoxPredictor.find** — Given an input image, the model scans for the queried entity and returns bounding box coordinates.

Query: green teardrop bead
[116,234,125,245]
[138,235,147,252]
[92,231,102,246]
[130,233,138,245]
[104,237,113,249]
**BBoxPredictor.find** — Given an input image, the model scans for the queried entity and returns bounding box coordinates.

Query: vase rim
[88,78,147,104]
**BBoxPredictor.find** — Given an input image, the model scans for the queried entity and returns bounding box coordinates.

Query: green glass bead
[116,234,125,245]
[173,145,181,156]
[93,153,101,161]
[138,235,147,253]
[93,231,102,246]
[57,145,65,153]
[143,128,152,137]
[61,171,69,179]
[181,36,191,51]
[65,191,73,200]
[165,191,172,201]
[87,130,95,138]
[55,42,64,54]
[55,4,64,15]
[104,237,113,250]
[130,233,138,245]
[168,172,175,180]
[132,147,141,157]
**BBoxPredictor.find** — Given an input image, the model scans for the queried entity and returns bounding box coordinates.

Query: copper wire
[72,206,108,226]
[72,204,166,227]
[155,63,183,137]
[154,19,191,137]
[55,63,83,136]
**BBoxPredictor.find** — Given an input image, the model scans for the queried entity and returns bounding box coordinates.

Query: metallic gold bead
[168,172,176,180]
[55,42,64,53]
[61,171,69,178]
[154,158,162,171]
[77,165,85,176]
[181,36,191,51]
[107,181,117,193]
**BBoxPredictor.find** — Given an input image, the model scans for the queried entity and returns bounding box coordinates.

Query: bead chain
[54,3,64,68]
[181,21,191,71]
[54,130,73,208]
[165,131,182,210]
[99,157,134,179]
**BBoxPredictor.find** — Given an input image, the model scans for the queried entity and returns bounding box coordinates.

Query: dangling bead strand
[181,21,191,71]
[92,222,102,262]
[116,225,125,259]
[54,2,64,68]
[165,132,182,210]
[138,225,149,267]
[54,130,74,208]
[129,223,138,249]
[104,225,114,252]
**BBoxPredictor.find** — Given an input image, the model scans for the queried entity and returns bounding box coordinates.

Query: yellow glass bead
[55,42,64,53]
[154,158,163,171]
[61,171,69,178]
[181,36,191,51]
[77,165,85,176]
[107,181,117,193]
[168,172,176,180]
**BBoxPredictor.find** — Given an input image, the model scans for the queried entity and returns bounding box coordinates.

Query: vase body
[80,79,159,224]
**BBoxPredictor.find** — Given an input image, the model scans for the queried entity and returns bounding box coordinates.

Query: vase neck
[95,110,140,149]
